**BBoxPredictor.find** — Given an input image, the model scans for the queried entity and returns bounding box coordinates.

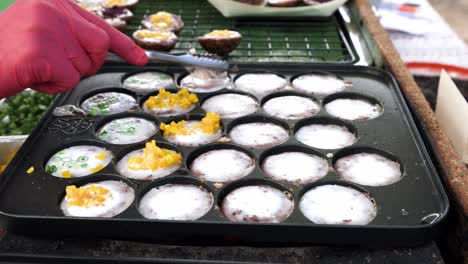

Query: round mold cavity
[218,178,294,223]
[227,115,290,149]
[259,144,328,186]
[322,92,383,121]
[186,143,256,183]
[140,88,198,118]
[332,146,404,187]
[177,71,230,93]
[294,117,358,150]
[233,71,289,98]
[137,176,214,220]
[200,90,259,119]
[59,174,135,218]
[94,112,159,145]
[115,141,183,181]
[260,91,320,120]
[160,113,224,147]
[43,140,114,179]
[289,71,351,96]
[121,69,175,93]
[79,87,138,116]
[298,181,377,225]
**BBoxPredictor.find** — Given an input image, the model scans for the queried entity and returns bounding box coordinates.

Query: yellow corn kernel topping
[206,30,236,38]
[127,140,181,171]
[62,170,71,178]
[103,0,128,7]
[160,112,221,136]
[26,166,35,174]
[90,164,105,173]
[95,152,108,161]
[65,185,111,208]
[150,12,174,30]
[144,88,199,110]
[136,30,172,40]
[0,151,16,174]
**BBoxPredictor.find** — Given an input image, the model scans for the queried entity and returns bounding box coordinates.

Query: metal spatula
[106,51,229,70]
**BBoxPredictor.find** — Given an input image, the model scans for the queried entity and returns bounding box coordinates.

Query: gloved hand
[0,0,148,98]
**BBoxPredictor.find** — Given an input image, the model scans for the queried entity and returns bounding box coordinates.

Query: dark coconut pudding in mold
[61,180,135,218]
[190,149,255,183]
[160,113,223,147]
[299,184,377,225]
[117,140,182,180]
[262,95,320,120]
[201,93,258,118]
[97,117,157,145]
[139,184,213,220]
[45,146,112,178]
[221,185,294,223]
[122,71,174,93]
[81,92,136,116]
[143,88,199,117]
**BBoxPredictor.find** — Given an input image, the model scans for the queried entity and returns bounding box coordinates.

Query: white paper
[435,70,468,164]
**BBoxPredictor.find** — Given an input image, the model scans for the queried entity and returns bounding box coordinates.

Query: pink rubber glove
[0,0,148,98]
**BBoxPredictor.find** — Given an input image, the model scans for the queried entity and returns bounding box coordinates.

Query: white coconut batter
[190,149,255,182]
[262,152,328,184]
[235,73,287,97]
[325,98,382,121]
[180,69,229,93]
[221,185,294,223]
[97,117,157,145]
[202,94,258,118]
[123,71,174,93]
[229,122,289,148]
[335,153,402,186]
[299,184,377,225]
[262,95,320,120]
[139,184,214,220]
[61,180,135,218]
[295,124,356,149]
[292,74,347,95]
[81,92,136,116]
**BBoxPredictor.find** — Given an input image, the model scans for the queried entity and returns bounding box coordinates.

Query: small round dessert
[101,0,138,9]
[295,124,356,149]
[117,141,182,180]
[201,93,258,118]
[190,149,255,182]
[97,117,157,145]
[292,73,348,95]
[105,17,127,30]
[221,185,294,223]
[101,7,134,21]
[133,29,177,51]
[81,92,136,116]
[324,98,382,121]
[267,0,300,7]
[160,113,223,147]
[143,88,198,117]
[123,71,174,93]
[335,152,402,186]
[45,146,112,178]
[198,30,242,56]
[61,180,135,218]
[139,184,213,220]
[262,95,320,120]
[179,68,230,93]
[229,122,289,148]
[299,184,377,225]
[235,73,288,97]
[142,11,184,33]
[262,152,328,185]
